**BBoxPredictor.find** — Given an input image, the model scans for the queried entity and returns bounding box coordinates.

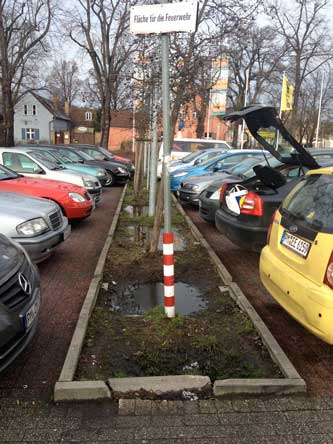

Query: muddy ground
[76,188,281,384]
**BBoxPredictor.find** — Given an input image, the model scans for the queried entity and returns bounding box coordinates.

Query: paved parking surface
[184,206,333,396]
[0,187,123,395]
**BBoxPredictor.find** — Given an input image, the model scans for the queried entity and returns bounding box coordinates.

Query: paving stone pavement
[1,394,333,443]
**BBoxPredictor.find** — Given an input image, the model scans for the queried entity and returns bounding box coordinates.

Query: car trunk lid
[224,105,319,170]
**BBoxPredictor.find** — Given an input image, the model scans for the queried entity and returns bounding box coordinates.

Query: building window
[192,111,197,119]
[32,105,37,116]
[24,105,28,115]
[26,128,35,140]
[85,111,93,121]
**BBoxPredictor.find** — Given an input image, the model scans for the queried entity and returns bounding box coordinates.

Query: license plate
[92,199,96,210]
[23,295,40,331]
[280,231,311,258]
[198,200,202,208]
[63,224,71,241]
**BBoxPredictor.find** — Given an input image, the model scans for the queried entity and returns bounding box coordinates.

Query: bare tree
[47,59,82,106]
[0,0,53,146]
[268,0,333,136]
[67,0,138,148]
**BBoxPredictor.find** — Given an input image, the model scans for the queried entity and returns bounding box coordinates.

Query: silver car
[0,192,70,263]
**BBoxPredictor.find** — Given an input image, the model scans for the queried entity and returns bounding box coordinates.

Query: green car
[24,148,109,186]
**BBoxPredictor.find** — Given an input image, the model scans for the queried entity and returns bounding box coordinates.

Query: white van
[157,138,232,177]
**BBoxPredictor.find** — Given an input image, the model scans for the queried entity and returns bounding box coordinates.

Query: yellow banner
[281,75,294,111]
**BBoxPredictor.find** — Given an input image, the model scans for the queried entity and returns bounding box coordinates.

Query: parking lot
[0,186,123,397]
[184,206,333,397]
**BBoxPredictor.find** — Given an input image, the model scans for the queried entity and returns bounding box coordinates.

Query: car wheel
[105,171,115,187]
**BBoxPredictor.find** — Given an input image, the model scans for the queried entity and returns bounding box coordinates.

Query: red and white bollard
[163,232,175,318]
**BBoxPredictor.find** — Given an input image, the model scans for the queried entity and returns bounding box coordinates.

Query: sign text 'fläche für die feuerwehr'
[130,2,198,35]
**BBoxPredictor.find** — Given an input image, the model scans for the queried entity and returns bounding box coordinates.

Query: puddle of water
[126,225,186,251]
[105,282,207,315]
[124,205,149,217]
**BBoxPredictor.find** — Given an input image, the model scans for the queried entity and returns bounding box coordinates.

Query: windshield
[98,146,114,159]
[282,174,333,234]
[181,151,201,163]
[77,150,95,161]
[51,151,74,163]
[0,164,19,180]
[171,140,229,152]
[29,151,64,170]
[228,157,268,176]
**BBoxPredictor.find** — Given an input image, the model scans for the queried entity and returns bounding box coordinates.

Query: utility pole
[315,73,324,148]
[149,83,159,216]
[160,0,174,318]
[240,69,249,149]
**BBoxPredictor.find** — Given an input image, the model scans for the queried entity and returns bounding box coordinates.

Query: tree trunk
[134,141,144,196]
[150,179,164,253]
[196,104,207,139]
[100,92,111,149]
[1,78,15,147]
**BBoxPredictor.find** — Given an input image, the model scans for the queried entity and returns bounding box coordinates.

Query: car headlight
[17,218,49,237]
[69,192,86,203]
[83,179,94,188]
[209,190,220,200]
[117,167,127,174]
[173,172,187,178]
[97,171,106,177]
[190,184,200,191]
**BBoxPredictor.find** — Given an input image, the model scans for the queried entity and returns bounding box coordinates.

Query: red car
[0,164,93,219]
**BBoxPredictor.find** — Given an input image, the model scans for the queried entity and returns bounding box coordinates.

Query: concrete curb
[54,381,111,402]
[173,196,306,397]
[54,185,127,401]
[108,375,211,400]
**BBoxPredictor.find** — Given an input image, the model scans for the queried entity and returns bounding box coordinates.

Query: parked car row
[0,143,133,372]
[175,105,333,345]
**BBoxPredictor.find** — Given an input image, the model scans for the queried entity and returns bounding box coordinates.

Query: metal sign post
[130,0,198,319]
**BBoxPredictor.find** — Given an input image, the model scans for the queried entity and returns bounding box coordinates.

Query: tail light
[267,209,278,245]
[239,192,263,216]
[324,251,333,289]
[219,183,228,206]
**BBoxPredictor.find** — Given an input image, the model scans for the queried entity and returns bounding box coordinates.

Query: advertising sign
[211,58,229,116]
[130,2,198,35]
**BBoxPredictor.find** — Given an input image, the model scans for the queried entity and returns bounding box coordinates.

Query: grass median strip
[75,185,281,397]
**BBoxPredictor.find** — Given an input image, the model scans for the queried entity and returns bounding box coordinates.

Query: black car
[0,235,41,371]
[65,144,135,178]
[25,145,130,186]
[214,105,329,252]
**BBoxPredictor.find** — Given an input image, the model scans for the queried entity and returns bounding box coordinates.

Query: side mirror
[213,166,219,173]
[33,166,44,174]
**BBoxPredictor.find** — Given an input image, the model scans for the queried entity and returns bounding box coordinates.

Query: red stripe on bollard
[164,275,174,286]
[163,232,174,244]
[164,296,175,307]
[163,255,174,266]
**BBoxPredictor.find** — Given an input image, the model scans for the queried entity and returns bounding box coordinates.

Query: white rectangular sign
[130,2,198,35]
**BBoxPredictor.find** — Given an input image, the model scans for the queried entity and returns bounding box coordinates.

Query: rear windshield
[281,174,333,234]
[170,141,229,153]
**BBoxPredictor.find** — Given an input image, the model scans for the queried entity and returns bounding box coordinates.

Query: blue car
[170,149,269,191]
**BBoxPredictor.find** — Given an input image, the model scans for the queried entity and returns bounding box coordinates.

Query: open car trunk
[224,105,320,171]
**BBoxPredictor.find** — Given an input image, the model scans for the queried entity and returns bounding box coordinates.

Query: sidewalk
[1,392,333,443]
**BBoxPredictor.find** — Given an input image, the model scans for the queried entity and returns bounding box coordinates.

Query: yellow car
[260,167,333,344]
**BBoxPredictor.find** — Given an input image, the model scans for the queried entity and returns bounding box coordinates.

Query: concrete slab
[54,381,111,402]
[108,375,212,399]
[214,378,306,397]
